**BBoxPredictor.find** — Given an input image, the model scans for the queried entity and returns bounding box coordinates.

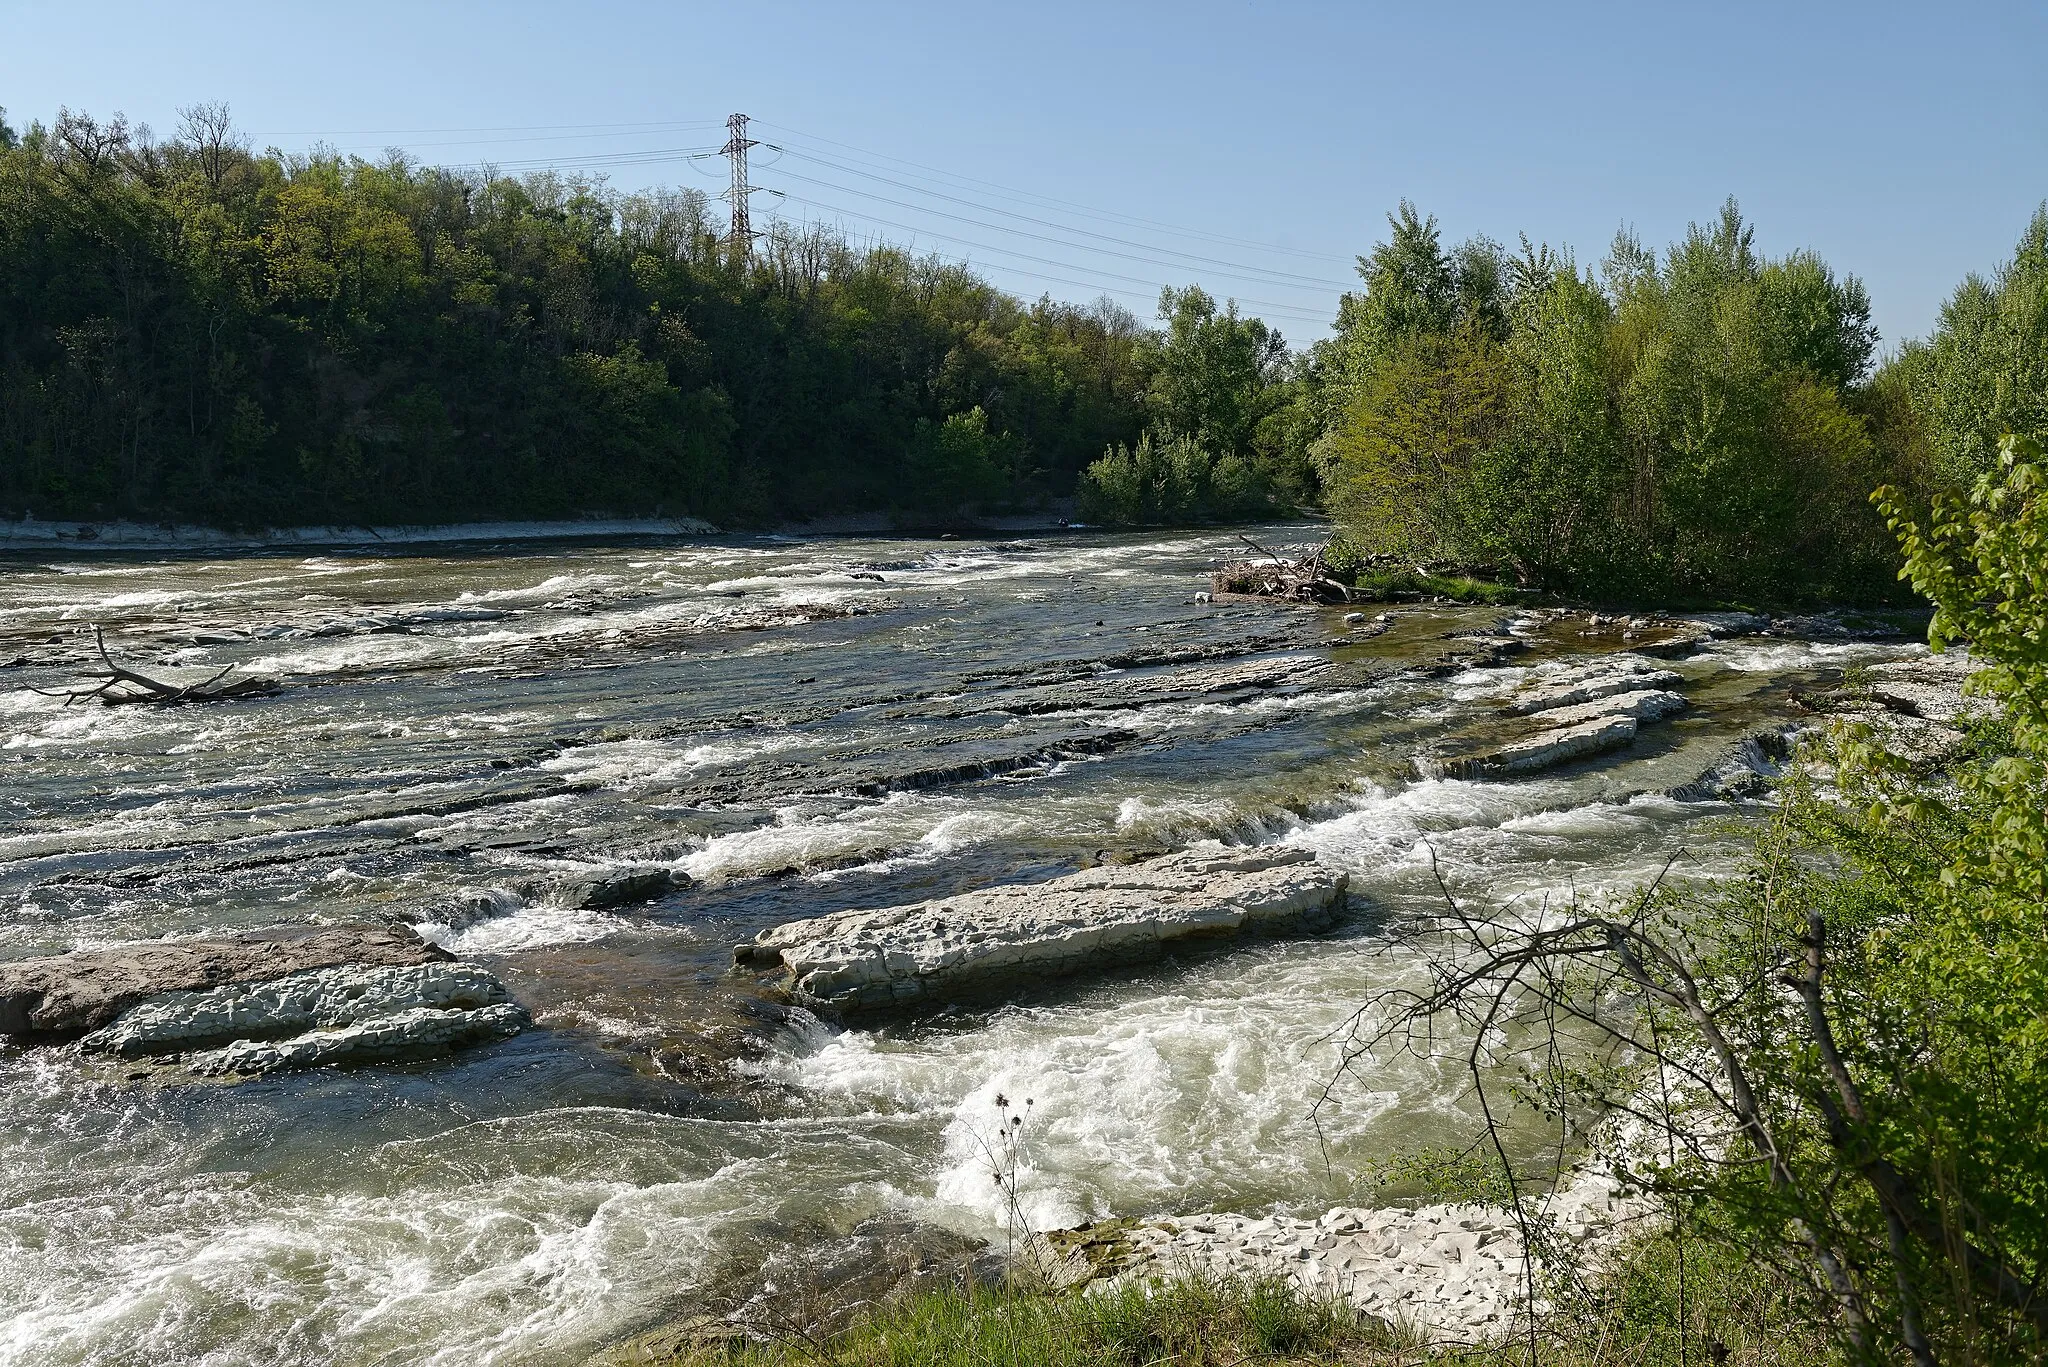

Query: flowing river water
[0,527,1912,1366]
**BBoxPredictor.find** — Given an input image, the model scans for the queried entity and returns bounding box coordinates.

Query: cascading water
[0,528,1910,1365]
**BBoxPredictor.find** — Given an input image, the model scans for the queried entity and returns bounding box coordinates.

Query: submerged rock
[0,925,448,1041]
[735,847,1347,1013]
[550,866,688,909]
[1667,728,1798,801]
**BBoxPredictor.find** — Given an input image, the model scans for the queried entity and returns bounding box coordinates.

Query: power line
[764,165,1350,298]
[253,119,725,137]
[761,145,1354,291]
[754,118,1356,268]
[770,192,1333,327]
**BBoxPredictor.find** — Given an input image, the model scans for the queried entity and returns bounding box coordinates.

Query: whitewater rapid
[0,528,1909,1365]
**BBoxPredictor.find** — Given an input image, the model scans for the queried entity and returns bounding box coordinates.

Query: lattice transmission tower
[720,112,758,249]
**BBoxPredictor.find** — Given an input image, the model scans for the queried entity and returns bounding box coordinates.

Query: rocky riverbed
[0,526,1964,1366]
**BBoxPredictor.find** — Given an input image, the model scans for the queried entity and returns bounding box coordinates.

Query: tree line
[0,105,1165,528]
[2,103,2043,609]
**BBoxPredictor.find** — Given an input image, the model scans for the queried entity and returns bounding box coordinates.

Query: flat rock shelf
[1045,1170,1651,1344]
[735,847,1349,1013]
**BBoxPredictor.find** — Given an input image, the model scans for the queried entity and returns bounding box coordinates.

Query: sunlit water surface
[0,528,1907,1365]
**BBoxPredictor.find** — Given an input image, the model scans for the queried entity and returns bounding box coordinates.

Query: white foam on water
[0,1099,938,1367]
[770,939,1470,1239]
[679,793,1070,885]
[416,902,631,954]
[537,731,814,789]
[1705,639,1904,673]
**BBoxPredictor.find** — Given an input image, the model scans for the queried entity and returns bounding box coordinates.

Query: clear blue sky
[3,0,2042,349]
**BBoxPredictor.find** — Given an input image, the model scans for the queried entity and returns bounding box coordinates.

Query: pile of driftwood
[28,627,276,707]
[1210,537,1353,604]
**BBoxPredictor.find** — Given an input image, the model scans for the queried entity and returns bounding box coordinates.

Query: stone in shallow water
[736,847,1347,1013]
[1503,663,1683,716]
[1489,715,1639,773]
[190,1001,530,1076]
[1523,687,1687,729]
[0,925,449,1040]
[79,961,519,1058]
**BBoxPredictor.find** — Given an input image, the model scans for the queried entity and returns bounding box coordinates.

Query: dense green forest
[0,105,1166,527]
[1298,200,2048,603]
[3,103,2044,607]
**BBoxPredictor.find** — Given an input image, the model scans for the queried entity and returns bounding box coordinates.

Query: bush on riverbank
[1358,434,2048,1365]
[1313,201,1921,605]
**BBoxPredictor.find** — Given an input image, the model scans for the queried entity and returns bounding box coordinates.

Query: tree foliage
[1890,209,2048,486]
[0,106,1159,526]
[1318,200,1906,602]
[1075,285,1303,525]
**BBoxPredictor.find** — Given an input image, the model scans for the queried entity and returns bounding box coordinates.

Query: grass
[610,1227,1834,1367]
[619,1276,1424,1367]
[1345,571,1525,605]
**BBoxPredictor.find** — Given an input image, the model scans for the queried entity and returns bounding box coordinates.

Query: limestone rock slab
[736,847,1346,1013]
[1504,663,1683,716]
[0,925,449,1041]
[79,962,517,1058]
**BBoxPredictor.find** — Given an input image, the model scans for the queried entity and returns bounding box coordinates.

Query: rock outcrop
[1,927,528,1078]
[191,1000,529,1076]
[1795,649,1988,764]
[0,924,449,1041]
[79,962,519,1057]
[1501,662,1683,716]
[1046,1171,1648,1343]
[1430,660,1690,780]
[735,847,1347,1013]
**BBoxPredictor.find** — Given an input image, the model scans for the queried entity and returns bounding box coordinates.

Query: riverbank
[0,507,1100,554]
[0,514,718,552]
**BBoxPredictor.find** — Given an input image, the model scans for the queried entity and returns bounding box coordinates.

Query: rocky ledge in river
[1427,658,1688,780]
[734,847,1347,1014]
[0,924,528,1077]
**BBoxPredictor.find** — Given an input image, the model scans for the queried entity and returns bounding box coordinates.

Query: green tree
[1903,207,2048,485]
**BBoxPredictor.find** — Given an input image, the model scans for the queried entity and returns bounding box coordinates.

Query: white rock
[1504,663,1683,716]
[1488,715,1639,773]
[738,848,1347,1012]
[1525,688,1687,728]
[80,962,517,1057]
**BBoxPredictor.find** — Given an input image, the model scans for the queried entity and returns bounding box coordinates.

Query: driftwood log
[28,626,277,706]
[1213,538,1352,604]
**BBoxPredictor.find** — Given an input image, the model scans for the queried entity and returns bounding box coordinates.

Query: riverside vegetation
[6,101,2046,608]
[7,100,2048,1367]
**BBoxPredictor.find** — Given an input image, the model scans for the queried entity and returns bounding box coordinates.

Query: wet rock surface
[1430,659,1691,779]
[736,847,1348,1013]
[0,924,449,1040]
[1795,648,1986,763]
[79,961,521,1062]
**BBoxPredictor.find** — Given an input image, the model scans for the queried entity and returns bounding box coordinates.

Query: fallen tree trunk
[28,626,278,706]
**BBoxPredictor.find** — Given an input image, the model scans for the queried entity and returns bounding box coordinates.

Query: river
[0,526,1909,1366]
